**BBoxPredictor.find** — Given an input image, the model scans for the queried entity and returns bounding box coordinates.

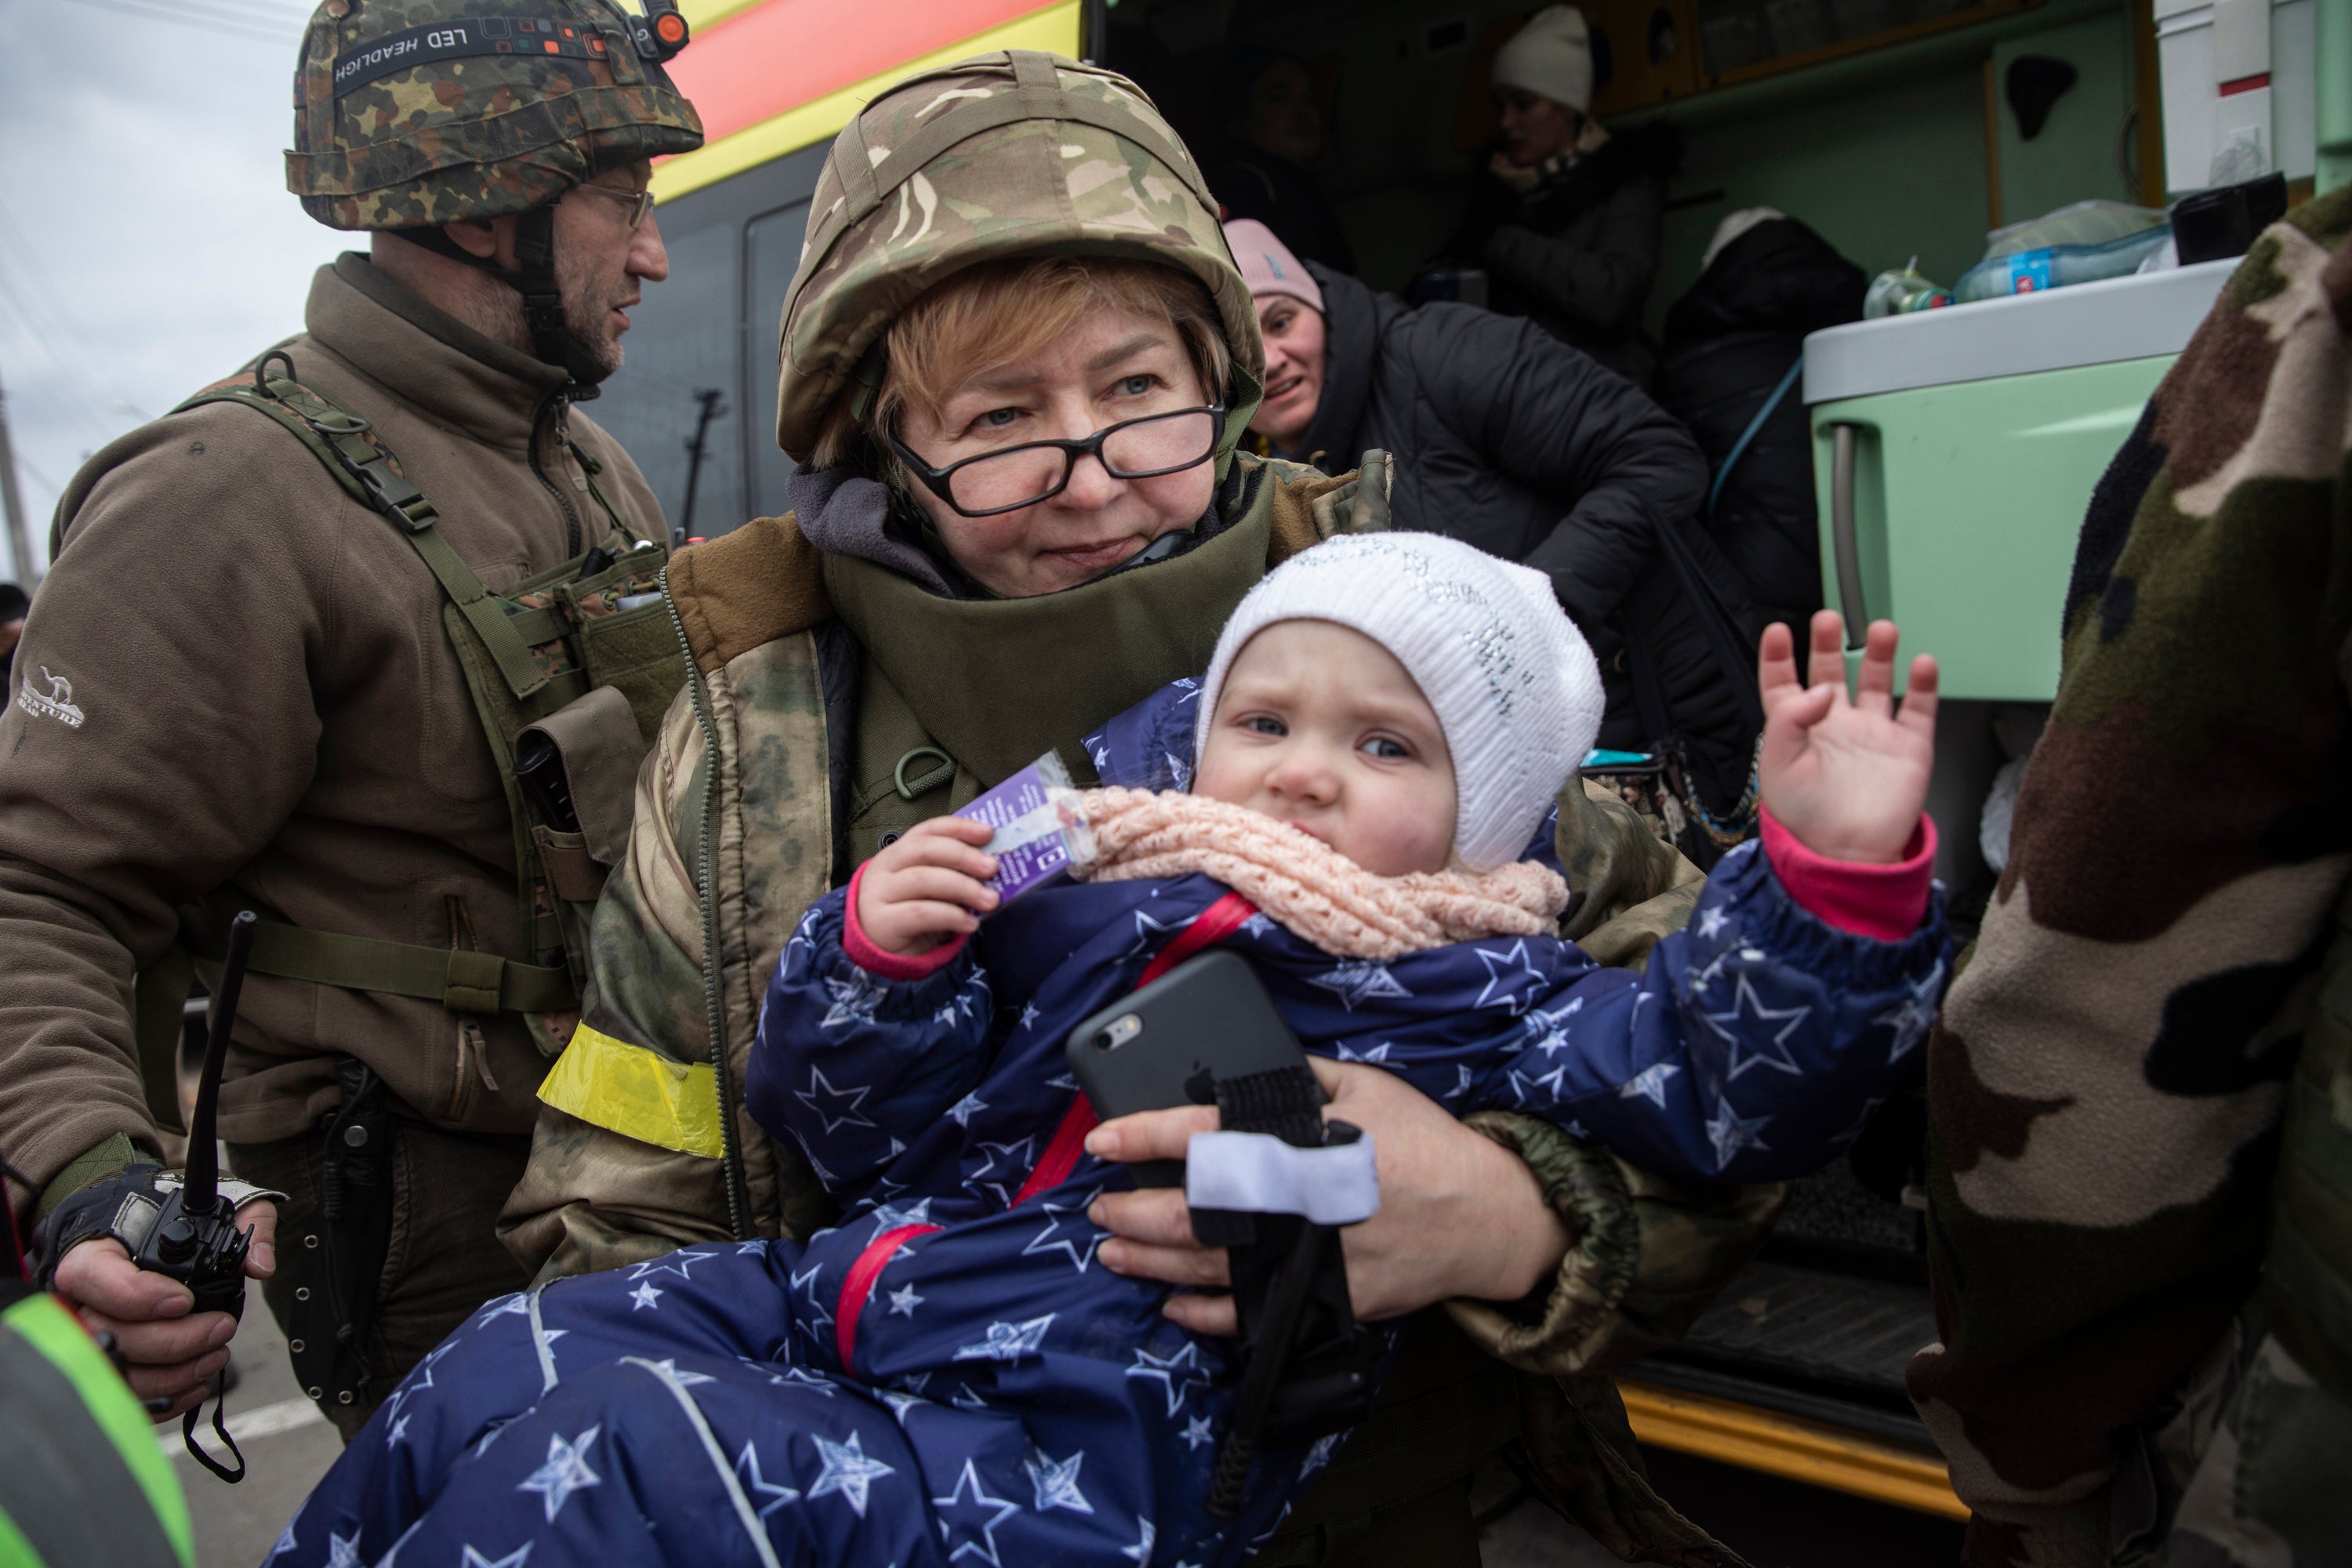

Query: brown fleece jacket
[0,254,669,1219]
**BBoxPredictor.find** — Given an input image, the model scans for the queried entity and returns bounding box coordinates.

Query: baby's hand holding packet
[953,751,1097,904]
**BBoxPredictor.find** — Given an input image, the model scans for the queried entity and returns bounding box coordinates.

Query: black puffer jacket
[1653,216,1866,644]
[1204,140,1357,274]
[1290,263,1707,669]
[1440,123,1681,378]
[1598,217,1866,817]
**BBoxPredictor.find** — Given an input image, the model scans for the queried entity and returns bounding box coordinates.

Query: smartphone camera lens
[1092,1029,1114,1051]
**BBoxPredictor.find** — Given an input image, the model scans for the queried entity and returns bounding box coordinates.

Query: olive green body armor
[129,365,689,1114]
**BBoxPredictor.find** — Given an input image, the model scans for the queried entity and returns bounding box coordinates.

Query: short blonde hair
[811,255,1232,470]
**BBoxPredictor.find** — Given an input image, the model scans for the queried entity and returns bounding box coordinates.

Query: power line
[77,0,313,34]
[162,0,315,24]
[0,278,132,449]
[0,205,151,423]
[15,452,64,498]
[56,0,296,44]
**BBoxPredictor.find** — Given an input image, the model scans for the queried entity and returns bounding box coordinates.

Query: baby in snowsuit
[273,533,1948,1568]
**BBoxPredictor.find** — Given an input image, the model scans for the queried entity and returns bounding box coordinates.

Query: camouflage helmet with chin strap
[285,0,703,231]
[775,52,1264,469]
[285,0,703,390]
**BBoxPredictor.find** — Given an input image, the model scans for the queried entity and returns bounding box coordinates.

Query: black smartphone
[1065,949,1318,1188]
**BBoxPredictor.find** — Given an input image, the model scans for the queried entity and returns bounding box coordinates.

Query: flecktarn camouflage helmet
[286,0,703,230]
[775,51,1265,464]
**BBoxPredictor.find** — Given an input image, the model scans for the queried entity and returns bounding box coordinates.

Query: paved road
[178,1319,1962,1568]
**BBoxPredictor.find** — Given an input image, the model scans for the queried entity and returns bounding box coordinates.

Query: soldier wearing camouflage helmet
[0,0,699,1439]
[495,50,1773,1564]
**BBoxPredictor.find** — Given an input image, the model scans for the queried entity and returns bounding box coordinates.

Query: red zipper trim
[833,891,1263,1374]
[835,1221,942,1376]
[1011,891,1261,1207]
[1014,1097,1102,1210]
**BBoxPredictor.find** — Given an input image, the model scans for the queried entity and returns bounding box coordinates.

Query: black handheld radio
[136,909,260,1482]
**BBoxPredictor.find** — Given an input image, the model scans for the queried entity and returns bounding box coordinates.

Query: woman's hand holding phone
[856,816,999,956]
[1085,1057,1570,1334]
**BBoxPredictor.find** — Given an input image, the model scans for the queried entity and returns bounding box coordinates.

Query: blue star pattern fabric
[273,680,1950,1568]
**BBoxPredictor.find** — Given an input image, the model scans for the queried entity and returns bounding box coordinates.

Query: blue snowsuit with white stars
[269,681,1948,1568]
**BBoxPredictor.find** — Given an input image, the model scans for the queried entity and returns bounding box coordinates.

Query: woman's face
[1495,88,1582,167]
[893,308,1218,598]
[1249,294,1326,452]
[1241,60,1324,165]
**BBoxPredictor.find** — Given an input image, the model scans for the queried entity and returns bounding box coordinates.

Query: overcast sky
[0,0,344,579]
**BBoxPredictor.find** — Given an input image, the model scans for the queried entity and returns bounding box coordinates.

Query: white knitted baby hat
[1491,5,1595,116]
[1195,532,1604,873]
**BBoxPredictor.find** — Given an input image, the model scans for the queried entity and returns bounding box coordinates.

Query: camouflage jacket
[1909,185,2352,1567]
[499,453,1781,1563]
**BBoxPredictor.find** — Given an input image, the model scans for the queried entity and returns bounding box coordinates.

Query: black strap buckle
[1192,1065,1384,1520]
[335,451,434,532]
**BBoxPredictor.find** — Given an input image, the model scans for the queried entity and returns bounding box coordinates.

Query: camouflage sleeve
[1448,1112,1787,1376]
[499,685,737,1281]
[1907,189,2352,1566]
[1557,777,1706,965]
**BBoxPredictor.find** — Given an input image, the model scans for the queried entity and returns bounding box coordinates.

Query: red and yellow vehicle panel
[656,0,1083,201]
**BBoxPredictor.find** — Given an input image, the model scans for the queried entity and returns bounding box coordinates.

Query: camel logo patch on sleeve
[17,666,85,729]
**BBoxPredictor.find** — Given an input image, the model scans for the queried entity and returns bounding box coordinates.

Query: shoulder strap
[176,359,552,704]
[1705,351,1804,523]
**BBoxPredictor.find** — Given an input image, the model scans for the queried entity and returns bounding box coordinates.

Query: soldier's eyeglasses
[573,184,657,230]
[887,405,1225,518]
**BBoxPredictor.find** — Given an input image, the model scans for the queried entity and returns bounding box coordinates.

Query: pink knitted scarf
[1071,788,1568,960]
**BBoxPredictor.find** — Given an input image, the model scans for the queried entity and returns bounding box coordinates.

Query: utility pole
[0,351,35,587]
[675,387,726,548]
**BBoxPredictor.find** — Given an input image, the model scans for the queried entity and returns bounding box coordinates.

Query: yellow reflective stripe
[1616,1378,1969,1520]
[5,1294,194,1566]
[537,1023,724,1159]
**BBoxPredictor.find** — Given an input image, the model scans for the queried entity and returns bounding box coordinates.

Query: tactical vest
[2265,875,2352,1405]
[129,359,688,1120]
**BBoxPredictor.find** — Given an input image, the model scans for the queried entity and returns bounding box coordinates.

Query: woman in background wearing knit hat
[1230,217,1738,805]
[1434,4,1680,378]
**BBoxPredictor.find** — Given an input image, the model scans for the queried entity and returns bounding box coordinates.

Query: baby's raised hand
[1757,609,1936,864]
[855,816,999,956]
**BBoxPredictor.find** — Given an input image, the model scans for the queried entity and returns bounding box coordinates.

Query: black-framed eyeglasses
[572,183,657,230]
[887,404,1225,518]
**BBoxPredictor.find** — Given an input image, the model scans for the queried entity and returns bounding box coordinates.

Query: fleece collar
[305,256,573,456]
[819,466,1276,786]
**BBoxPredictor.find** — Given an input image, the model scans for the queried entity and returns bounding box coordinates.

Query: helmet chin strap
[506,205,605,400]
[394,203,605,400]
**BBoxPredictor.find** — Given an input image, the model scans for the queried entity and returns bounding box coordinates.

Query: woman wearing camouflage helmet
[263,51,1769,1568]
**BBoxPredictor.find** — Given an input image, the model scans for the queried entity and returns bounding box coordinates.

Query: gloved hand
[35,1164,283,1421]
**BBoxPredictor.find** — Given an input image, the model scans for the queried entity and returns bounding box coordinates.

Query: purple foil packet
[954,751,1098,904]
